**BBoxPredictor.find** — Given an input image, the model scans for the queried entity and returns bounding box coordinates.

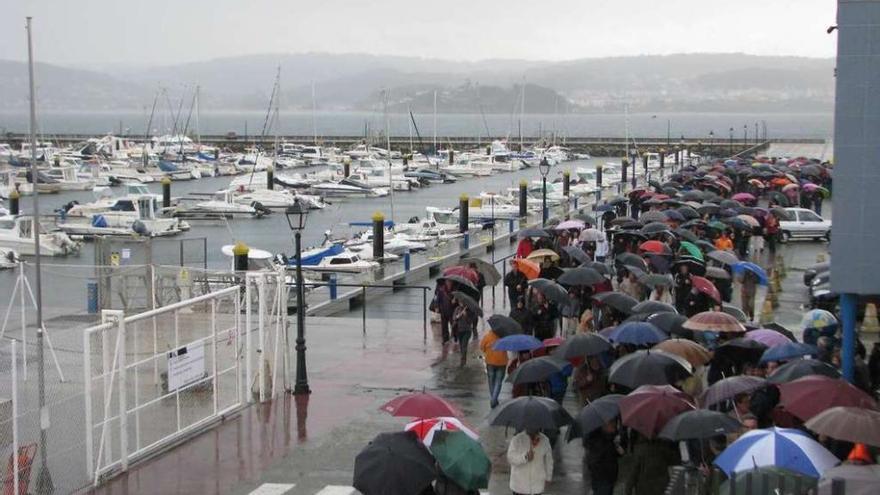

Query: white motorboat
[60,195,189,238]
[176,190,268,219]
[345,229,428,254]
[0,215,80,256]
[439,161,493,177]
[307,250,379,273]
[43,164,96,191]
[231,186,327,210]
[423,207,485,231]
[310,177,389,198]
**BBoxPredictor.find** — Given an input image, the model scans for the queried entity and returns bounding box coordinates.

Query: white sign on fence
[167,341,206,392]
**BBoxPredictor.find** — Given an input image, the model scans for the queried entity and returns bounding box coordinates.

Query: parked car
[803,260,830,286]
[779,207,831,242]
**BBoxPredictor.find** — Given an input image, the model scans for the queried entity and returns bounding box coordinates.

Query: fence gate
[82,286,243,483]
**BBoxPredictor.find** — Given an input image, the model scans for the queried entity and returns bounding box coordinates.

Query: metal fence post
[257,275,266,403]
[245,275,253,404]
[422,288,427,341]
[362,285,367,335]
[117,312,128,471]
[83,327,93,479]
[11,340,19,495]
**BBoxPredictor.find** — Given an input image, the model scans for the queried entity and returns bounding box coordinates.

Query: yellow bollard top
[232,241,249,256]
[161,177,172,186]
[459,193,469,201]
[9,188,20,199]
[372,211,385,222]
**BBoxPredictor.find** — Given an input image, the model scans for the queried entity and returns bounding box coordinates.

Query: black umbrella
[648,312,689,337]
[714,338,767,364]
[615,252,648,271]
[673,228,699,243]
[439,275,481,299]
[707,250,739,266]
[562,245,591,264]
[697,204,720,215]
[607,196,628,206]
[529,278,572,309]
[574,213,597,225]
[671,257,706,276]
[558,333,613,359]
[519,227,550,239]
[701,376,767,408]
[644,254,672,274]
[676,206,700,220]
[640,210,668,223]
[507,356,566,385]
[768,191,790,207]
[719,199,742,210]
[766,359,841,384]
[460,258,502,285]
[762,322,798,342]
[681,190,704,201]
[558,267,604,287]
[608,349,693,388]
[659,410,741,441]
[581,261,613,277]
[706,266,731,280]
[488,396,573,431]
[452,291,483,316]
[568,394,625,441]
[632,300,677,315]
[592,291,639,315]
[639,273,675,289]
[640,222,671,235]
[353,431,437,495]
[487,314,522,337]
[663,209,686,222]
[610,216,637,225]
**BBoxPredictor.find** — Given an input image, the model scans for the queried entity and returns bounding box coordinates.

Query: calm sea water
[0,111,832,140]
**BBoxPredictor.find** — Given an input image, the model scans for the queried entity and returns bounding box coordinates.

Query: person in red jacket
[516,237,534,258]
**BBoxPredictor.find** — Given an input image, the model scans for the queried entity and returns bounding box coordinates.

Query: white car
[779,207,831,242]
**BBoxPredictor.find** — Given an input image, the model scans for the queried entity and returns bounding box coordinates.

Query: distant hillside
[0,52,834,113]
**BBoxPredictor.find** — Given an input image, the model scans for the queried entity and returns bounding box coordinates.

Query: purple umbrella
[746,329,793,348]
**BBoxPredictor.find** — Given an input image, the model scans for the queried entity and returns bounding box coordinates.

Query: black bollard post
[344,158,351,177]
[659,149,665,175]
[642,154,649,177]
[518,180,528,218]
[54,155,60,167]
[161,177,171,208]
[596,164,603,190]
[675,149,680,169]
[563,171,570,197]
[402,155,408,168]
[8,188,20,215]
[372,211,385,261]
[449,149,455,165]
[621,159,628,187]
[233,241,249,272]
[459,194,469,234]
[266,166,274,190]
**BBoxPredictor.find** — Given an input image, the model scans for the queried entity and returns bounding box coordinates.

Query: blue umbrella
[759,342,818,364]
[493,334,543,352]
[608,321,668,346]
[714,427,839,478]
[663,209,686,222]
[732,262,768,285]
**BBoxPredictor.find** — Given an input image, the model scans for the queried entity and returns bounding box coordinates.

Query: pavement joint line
[248,483,296,495]
[313,486,359,495]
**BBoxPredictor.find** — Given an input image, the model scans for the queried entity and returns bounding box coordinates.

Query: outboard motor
[251,201,271,217]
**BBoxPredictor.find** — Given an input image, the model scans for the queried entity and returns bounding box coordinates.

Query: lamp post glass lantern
[286,201,311,395]
[539,158,550,226]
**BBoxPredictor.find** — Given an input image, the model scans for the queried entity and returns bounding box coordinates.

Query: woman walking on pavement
[507,428,554,495]
[451,297,477,367]
[479,327,508,408]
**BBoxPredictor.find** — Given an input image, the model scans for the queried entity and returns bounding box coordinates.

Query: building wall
[831,0,880,294]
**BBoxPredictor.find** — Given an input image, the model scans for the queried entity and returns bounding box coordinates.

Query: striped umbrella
[800,309,838,331]
[714,427,839,478]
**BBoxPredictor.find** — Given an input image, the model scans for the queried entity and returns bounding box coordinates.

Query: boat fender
[91,215,108,228]
[132,220,150,236]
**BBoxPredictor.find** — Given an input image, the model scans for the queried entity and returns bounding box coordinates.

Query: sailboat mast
[195,85,201,147]
[143,91,159,168]
[520,80,525,151]
[384,89,394,225]
[624,102,630,163]
[432,89,437,153]
[311,80,317,145]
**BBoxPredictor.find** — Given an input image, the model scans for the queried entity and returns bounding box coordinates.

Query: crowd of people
[415,156,880,495]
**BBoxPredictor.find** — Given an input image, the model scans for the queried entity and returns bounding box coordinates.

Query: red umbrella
[619,385,695,438]
[381,391,464,418]
[639,240,671,255]
[683,311,746,333]
[542,337,566,348]
[731,192,756,203]
[779,375,878,421]
[690,275,722,303]
[443,265,479,284]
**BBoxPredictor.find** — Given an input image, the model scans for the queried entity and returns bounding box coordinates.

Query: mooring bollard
[344,157,351,177]
[621,159,628,186]
[329,274,338,300]
[563,171,570,196]
[596,164,603,191]
[508,218,515,234]
[266,166,274,190]
[659,149,665,177]
[372,211,385,261]
[161,176,172,208]
[404,250,411,271]
[8,188,19,215]
[643,154,649,177]
[459,194,469,234]
[519,180,528,218]
[233,241,249,272]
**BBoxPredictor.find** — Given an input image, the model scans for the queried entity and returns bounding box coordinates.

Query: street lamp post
[709,131,715,158]
[729,127,734,156]
[539,158,550,226]
[666,119,670,149]
[286,201,310,395]
[743,124,748,145]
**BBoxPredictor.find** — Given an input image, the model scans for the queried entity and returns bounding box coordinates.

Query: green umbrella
[429,430,491,491]
[679,241,704,261]
[707,220,727,231]
[719,466,817,495]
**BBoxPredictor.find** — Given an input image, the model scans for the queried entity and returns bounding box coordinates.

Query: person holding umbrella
[451,292,479,367]
[480,318,512,408]
[505,260,529,308]
[507,427,554,495]
[431,279,455,345]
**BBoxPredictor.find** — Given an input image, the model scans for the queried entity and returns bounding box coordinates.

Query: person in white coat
[506,428,553,495]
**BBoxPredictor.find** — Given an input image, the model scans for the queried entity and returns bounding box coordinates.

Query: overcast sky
[2,0,837,66]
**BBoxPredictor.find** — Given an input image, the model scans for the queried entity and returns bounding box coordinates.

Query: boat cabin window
[18,218,33,238]
[0,219,15,230]
[329,257,353,265]
[138,199,155,219]
[111,200,136,212]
